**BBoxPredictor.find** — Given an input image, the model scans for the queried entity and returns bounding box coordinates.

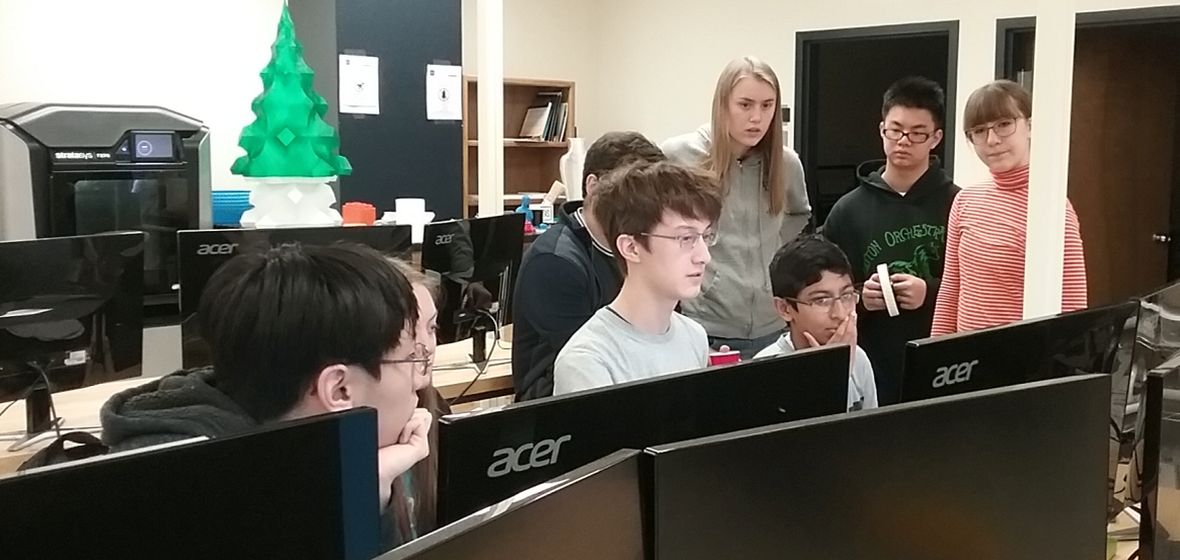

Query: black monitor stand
[2,364,64,452]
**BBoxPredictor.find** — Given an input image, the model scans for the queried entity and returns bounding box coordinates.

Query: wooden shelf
[462,76,576,218]
[467,139,569,148]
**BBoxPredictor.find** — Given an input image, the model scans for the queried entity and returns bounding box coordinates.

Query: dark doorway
[796,22,958,226]
[998,8,1180,305]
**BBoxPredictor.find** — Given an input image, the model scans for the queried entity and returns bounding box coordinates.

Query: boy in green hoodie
[822,76,960,404]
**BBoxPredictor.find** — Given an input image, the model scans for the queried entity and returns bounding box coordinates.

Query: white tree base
[239,177,343,228]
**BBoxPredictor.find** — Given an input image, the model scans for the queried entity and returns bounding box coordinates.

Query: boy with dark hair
[101,243,431,549]
[512,131,666,400]
[756,234,878,411]
[553,160,723,395]
[822,76,960,404]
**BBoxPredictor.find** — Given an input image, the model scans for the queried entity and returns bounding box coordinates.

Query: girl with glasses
[931,80,1088,335]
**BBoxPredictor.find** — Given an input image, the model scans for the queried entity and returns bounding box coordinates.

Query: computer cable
[447,309,502,406]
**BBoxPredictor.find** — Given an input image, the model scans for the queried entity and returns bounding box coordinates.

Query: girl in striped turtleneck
[931,80,1088,336]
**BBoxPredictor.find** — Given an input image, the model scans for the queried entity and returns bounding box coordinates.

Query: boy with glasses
[553,161,723,395]
[512,131,666,401]
[755,235,878,411]
[822,76,959,404]
[101,243,431,550]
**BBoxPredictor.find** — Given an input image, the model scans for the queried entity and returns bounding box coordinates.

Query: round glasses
[381,343,432,377]
[966,118,1019,145]
[639,230,719,250]
[787,291,860,311]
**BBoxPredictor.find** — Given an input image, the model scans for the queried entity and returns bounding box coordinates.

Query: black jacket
[823,158,960,404]
[100,368,411,551]
[511,201,623,401]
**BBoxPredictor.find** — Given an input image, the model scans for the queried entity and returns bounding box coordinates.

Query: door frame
[795,21,959,226]
[996,6,1180,283]
[996,6,1180,79]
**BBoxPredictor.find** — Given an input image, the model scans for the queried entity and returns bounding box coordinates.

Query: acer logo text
[486,435,572,478]
[932,359,980,388]
[434,234,455,246]
[196,243,238,256]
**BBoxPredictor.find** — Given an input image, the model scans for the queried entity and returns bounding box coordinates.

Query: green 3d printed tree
[235,3,351,227]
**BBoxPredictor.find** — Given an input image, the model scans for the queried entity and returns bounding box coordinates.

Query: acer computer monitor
[0,408,381,559]
[436,345,851,524]
[380,449,645,560]
[176,225,413,368]
[645,375,1110,559]
[900,301,1137,404]
[0,231,145,449]
[420,213,524,364]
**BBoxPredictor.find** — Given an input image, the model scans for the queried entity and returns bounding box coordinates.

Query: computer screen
[0,408,381,559]
[901,301,1138,404]
[0,231,144,444]
[646,375,1110,559]
[1128,280,1180,434]
[176,225,413,368]
[381,449,645,560]
[420,213,524,347]
[436,345,850,523]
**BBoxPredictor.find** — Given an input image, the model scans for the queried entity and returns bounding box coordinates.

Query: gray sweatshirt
[662,126,811,339]
[552,307,709,395]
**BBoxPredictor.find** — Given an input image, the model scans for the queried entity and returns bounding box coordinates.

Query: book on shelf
[519,105,550,139]
[515,91,570,142]
[555,102,569,141]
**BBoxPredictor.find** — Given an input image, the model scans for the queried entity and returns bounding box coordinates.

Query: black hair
[198,242,418,422]
[769,234,853,303]
[882,76,946,129]
[582,131,666,187]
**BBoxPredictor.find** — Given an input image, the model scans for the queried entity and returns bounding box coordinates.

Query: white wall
[0,0,285,191]
[462,0,603,141]
[590,0,1180,186]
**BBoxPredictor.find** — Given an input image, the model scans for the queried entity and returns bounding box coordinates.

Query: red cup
[708,350,741,367]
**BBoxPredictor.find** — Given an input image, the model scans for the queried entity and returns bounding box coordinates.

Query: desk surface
[0,333,512,472]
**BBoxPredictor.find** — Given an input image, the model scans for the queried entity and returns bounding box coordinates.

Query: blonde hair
[706,56,786,216]
[389,257,440,301]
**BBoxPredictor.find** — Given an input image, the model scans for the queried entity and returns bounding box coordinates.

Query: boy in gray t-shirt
[553,161,722,395]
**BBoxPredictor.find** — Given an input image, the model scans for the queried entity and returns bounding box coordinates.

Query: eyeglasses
[787,291,860,311]
[380,343,432,377]
[966,118,1019,145]
[640,229,719,250]
[882,128,933,144]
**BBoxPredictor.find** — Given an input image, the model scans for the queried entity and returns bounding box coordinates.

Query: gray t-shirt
[553,307,709,395]
[753,333,879,411]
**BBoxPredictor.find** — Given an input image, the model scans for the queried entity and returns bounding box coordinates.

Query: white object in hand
[877,263,900,317]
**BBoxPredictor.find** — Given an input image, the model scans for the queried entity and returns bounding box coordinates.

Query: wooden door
[1068,24,1180,305]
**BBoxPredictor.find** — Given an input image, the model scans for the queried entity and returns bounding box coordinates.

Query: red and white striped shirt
[930,165,1088,336]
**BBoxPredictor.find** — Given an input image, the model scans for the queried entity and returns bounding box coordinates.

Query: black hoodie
[100,368,411,551]
[822,158,960,404]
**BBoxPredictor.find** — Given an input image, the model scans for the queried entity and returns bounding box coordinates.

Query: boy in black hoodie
[100,244,431,550]
[822,76,960,404]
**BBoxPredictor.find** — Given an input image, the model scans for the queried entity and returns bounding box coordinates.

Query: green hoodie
[661,125,811,339]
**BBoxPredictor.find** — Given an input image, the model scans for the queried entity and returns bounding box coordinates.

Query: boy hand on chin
[377,408,433,507]
[800,311,858,368]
